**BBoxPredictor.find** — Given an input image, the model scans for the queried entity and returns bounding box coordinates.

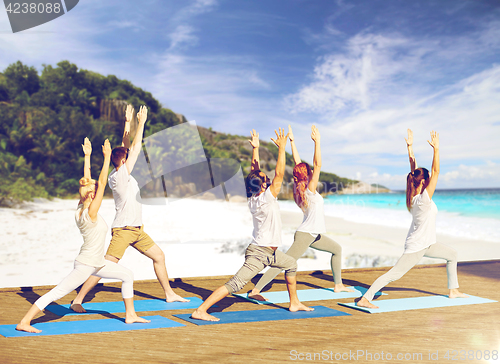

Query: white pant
[34,260,134,310]
[363,243,459,301]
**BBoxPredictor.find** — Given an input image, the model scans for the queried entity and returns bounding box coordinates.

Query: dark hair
[111,147,129,168]
[245,169,270,198]
[406,167,430,211]
[293,162,312,211]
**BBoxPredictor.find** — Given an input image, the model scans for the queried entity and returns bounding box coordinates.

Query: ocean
[279,188,500,243]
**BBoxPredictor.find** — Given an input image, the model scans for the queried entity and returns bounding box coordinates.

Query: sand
[1,197,498,289]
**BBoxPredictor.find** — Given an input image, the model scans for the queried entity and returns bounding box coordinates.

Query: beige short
[106,226,155,260]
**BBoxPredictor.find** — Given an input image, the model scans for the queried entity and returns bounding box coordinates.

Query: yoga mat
[339,294,497,314]
[174,305,350,326]
[0,315,184,337]
[233,286,386,305]
[46,297,203,316]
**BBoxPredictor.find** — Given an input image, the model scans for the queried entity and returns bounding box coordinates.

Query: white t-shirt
[248,188,282,247]
[75,205,107,267]
[297,189,326,234]
[404,189,438,254]
[108,166,143,228]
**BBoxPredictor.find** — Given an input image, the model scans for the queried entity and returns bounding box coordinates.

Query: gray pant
[363,242,459,301]
[254,231,343,291]
[224,244,297,294]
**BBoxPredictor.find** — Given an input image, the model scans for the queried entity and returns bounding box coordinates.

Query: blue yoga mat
[174,305,350,325]
[0,315,184,337]
[233,286,386,305]
[338,294,497,313]
[45,297,203,316]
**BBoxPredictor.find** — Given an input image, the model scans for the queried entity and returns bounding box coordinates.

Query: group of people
[16,104,467,332]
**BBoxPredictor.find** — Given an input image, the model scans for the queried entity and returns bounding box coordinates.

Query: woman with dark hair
[249,125,352,301]
[357,130,468,309]
[16,138,149,333]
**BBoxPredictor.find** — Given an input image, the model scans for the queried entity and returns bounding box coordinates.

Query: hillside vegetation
[0,61,356,206]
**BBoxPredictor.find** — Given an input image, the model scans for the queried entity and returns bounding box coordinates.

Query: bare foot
[125,315,151,324]
[166,293,190,303]
[449,289,469,299]
[248,293,269,302]
[70,302,86,313]
[356,297,379,309]
[289,302,314,312]
[16,323,41,333]
[334,284,355,293]
[191,309,220,322]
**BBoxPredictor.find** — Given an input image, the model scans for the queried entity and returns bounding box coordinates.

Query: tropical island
[0,61,386,207]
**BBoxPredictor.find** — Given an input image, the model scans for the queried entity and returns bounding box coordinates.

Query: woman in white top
[16,138,149,333]
[357,130,468,309]
[249,125,352,301]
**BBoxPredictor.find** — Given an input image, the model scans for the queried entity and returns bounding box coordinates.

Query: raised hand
[404,129,413,146]
[102,139,111,158]
[427,131,439,149]
[82,137,92,156]
[311,125,320,142]
[271,127,288,149]
[137,105,148,125]
[125,104,134,123]
[248,129,259,149]
[288,124,295,142]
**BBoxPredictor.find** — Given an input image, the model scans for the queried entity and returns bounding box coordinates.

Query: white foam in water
[279,200,500,243]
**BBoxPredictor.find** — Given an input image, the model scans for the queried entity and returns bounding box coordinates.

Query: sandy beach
[1,196,499,289]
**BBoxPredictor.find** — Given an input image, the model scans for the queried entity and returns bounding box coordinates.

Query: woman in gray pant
[248,125,352,302]
[357,130,468,309]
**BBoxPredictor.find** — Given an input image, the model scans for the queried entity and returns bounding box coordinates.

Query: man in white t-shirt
[71,105,187,311]
[191,128,313,321]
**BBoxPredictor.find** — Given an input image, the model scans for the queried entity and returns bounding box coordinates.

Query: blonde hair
[79,177,97,202]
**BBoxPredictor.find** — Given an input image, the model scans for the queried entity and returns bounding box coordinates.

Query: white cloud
[168,25,198,51]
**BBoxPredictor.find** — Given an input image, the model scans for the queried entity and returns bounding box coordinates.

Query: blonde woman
[249,125,352,301]
[357,130,468,309]
[16,138,149,333]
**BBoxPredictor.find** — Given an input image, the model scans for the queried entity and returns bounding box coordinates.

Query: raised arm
[405,129,417,172]
[82,137,92,180]
[425,131,439,200]
[125,105,147,174]
[269,128,288,198]
[88,139,111,221]
[249,129,260,171]
[121,104,133,149]
[288,124,301,165]
[308,125,322,193]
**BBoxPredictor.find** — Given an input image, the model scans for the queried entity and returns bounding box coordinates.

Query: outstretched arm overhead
[125,105,147,174]
[82,137,92,180]
[426,131,439,200]
[249,129,260,171]
[88,139,111,221]
[121,104,133,149]
[288,124,301,165]
[269,128,289,198]
[405,129,417,172]
[308,125,322,193]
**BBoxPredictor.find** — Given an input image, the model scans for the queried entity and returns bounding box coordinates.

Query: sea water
[280,188,500,243]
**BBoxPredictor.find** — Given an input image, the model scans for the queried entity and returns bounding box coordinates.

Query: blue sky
[1,0,499,189]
